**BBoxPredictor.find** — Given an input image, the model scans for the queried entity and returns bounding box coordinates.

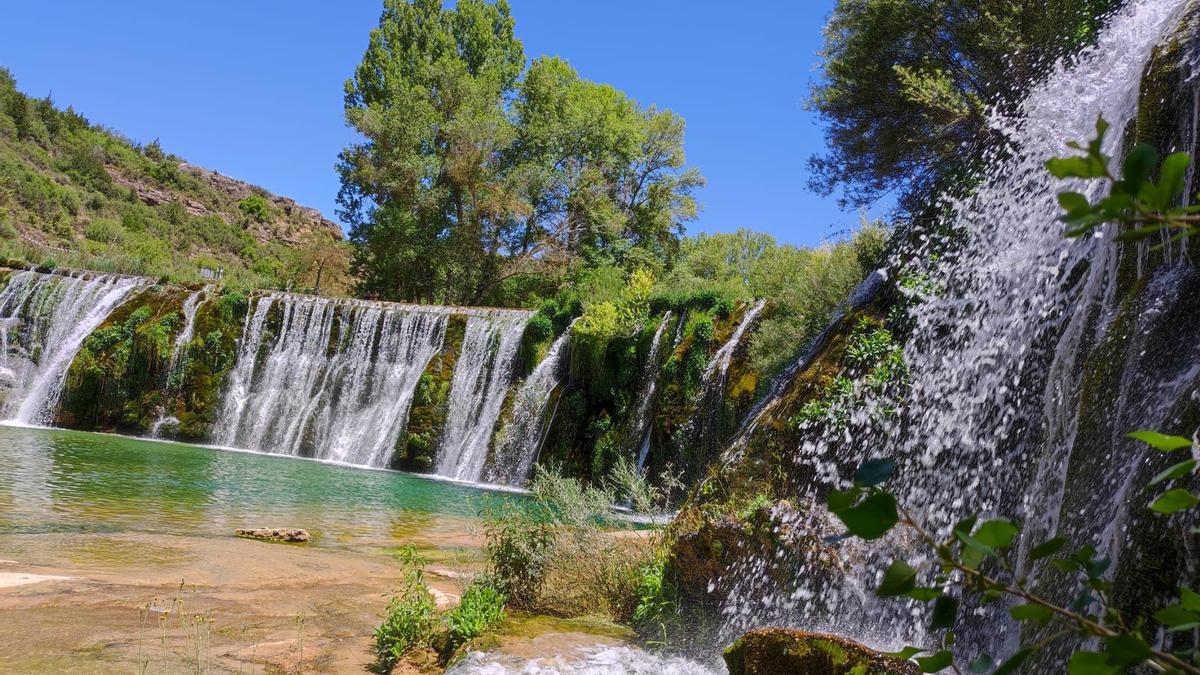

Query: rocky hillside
[0,67,348,292]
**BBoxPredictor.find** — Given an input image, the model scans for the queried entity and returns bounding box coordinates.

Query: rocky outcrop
[178,163,342,245]
[235,528,310,543]
[723,629,918,675]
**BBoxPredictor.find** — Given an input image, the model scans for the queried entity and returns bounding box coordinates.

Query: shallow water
[0,424,517,551]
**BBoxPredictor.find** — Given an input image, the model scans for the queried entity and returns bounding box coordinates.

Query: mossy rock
[723,628,918,675]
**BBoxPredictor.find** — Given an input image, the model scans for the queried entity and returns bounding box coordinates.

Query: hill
[0,67,350,293]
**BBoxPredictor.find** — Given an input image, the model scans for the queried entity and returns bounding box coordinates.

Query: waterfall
[0,271,145,425]
[436,313,530,482]
[168,290,206,375]
[212,293,452,467]
[716,0,1195,660]
[687,300,766,464]
[631,311,673,469]
[485,322,575,486]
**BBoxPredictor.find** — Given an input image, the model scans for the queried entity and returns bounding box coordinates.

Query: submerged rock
[723,628,918,675]
[234,528,309,543]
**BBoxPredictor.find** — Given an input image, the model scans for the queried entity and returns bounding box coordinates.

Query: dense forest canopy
[338,0,703,306]
[808,0,1120,213]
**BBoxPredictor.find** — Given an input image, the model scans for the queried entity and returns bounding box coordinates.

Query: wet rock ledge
[724,628,918,675]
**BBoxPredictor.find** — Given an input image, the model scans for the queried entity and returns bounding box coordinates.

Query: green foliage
[444,580,506,649]
[810,0,1117,210]
[373,548,440,672]
[481,466,652,620]
[791,319,907,430]
[236,194,271,222]
[631,557,679,644]
[0,67,348,293]
[827,432,1200,674]
[1050,117,1200,243]
[339,2,701,306]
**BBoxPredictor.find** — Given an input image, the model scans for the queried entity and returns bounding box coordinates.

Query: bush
[631,558,679,643]
[373,549,440,672]
[444,580,506,649]
[482,501,556,608]
[482,467,653,620]
[238,194,271,222]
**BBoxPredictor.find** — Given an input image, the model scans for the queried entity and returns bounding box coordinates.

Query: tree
[338,2,702,307]
[808,0,1119,212]
[338,0,524,304]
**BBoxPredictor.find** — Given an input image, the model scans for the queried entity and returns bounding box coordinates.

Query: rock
[235,528,310,543]
[724,628,918,675]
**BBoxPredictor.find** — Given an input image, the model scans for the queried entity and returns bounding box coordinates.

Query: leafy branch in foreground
[1048,116,1200,243]
[826,429,1199,674]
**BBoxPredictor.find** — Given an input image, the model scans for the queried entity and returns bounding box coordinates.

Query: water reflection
[0,425,517,551]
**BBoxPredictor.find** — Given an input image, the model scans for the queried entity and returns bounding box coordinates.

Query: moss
[56,286,187,432]
[395,313,467,471]
[173,289,247,439]
[723,629,917,675]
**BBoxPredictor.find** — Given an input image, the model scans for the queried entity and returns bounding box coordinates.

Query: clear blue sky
[1,1,869,248]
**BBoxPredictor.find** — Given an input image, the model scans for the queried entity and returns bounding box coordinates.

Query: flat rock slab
[0,573,72,589]
[235,528,310,543]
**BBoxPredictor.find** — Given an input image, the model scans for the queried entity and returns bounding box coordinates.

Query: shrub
[373,549,440,672]
[631,558,679,643]
[482,501,556,608]
[238,194,271,222]
[482,467,653,620]
[444,580,506,649]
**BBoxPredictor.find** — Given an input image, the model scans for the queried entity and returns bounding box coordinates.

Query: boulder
[724,628,918,675]
[234,528,310,543]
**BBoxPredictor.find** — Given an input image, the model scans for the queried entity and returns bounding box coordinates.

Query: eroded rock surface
[723,628,918,675]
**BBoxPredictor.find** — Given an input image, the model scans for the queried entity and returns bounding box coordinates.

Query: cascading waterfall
[0,271,145,425]
[485,321,575,486]
[436,314,530,482]
[213,293,451,467]
[715,0,1196,662]
[687,300,766,464]
[632,311,673,469]
[168,290,206,376]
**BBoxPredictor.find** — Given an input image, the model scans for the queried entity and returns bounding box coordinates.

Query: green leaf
[1084,556,1111,580]
[1120,143,1158,196]
[1149,151,1192,210]
[906,587,943,602]
[1029,537,1067,561]
[952,514,978,538]
[1047,156,1107,179]
[1150,489,1200,514]
[1067,650,1119,675]
[827,488,857,513]
[992,647,1035,675]
[885,646,924,660]
[1127,430,1193,452]
[1180,587,1200,612]
[916,650,953,673]
[930,595,958,630]
[834,491,899,540]
[877,560,917,597]
[1057,191,1091,213]
[1154,604,1200,631]
[1150,459,1198,485]
[1010,603,1053,624]
[854,458,896,487]
[967,655,994,673]
[1115,225,1171,242]
[974,519,1019,549]
[1102,634,1152,667]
